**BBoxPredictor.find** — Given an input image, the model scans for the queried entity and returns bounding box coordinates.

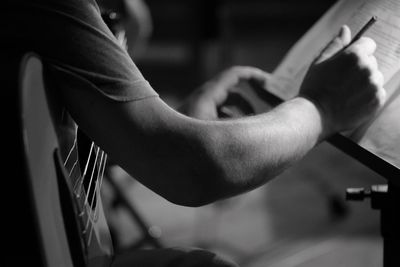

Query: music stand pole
[379,183,400,267]
[346,182,400,267]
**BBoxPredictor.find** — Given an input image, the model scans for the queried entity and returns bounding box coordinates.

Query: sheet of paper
[258,0,400,171]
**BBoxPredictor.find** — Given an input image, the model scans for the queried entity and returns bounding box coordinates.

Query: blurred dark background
[102,1,385,266]
[135,0,337,103]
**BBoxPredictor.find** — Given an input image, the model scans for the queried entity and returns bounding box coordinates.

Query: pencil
[349,16,378,46]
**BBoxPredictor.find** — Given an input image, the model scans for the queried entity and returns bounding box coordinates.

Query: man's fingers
[368,55,379,71]
[218,66,271,89]
[346,36,377,56]
[377,86,387,106]
[370,68,386,106]
[316,25,351,63]
[201,66,271,106]
[338,25,352,44]
[230,66,271,82]
[370,68,384,87]
[360,71,385,108]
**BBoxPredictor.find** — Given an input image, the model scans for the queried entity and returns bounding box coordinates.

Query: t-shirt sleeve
[11,0,158,102]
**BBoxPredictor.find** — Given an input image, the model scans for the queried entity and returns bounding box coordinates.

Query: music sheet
[254,0,400,170]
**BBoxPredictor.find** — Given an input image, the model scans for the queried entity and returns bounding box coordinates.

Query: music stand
[244,81,400,267]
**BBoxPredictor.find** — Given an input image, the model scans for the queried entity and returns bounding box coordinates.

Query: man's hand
[299,25,386,138]
[178,66,271,120]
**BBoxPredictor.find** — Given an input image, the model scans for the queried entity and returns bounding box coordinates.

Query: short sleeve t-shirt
[4,0,158,102]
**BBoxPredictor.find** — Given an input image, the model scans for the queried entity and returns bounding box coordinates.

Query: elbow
[160,184,220,207]
[157,163,263,207]
[166,194,217,208]
[159,169,227,208]
[162,182,224,208]
[162,137,230,207]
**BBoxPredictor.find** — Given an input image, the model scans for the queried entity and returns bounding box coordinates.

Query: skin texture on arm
[59,26,385,207]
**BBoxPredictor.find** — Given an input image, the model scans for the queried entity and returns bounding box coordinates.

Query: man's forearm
[202,96,324,199]
[121,96,325,206]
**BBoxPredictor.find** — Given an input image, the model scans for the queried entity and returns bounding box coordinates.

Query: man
[5,0,385,266]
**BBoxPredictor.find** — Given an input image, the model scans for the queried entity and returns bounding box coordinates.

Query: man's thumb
[315,25,351,63]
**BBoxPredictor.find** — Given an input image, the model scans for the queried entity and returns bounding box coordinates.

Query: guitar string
[61,136,83,204]
[93,152,107,222]
[79,146,100,217]
[87,151,108,246]
[68,158,79,179]
[63,138,77,166]
[84,150,104,232]
[80,148,107,235]
[87,193,100,245]
[91,153,108,246]
[62,135,109,246]
[73,142,94,194]
[80,145,100,235]
[98,154,108,200]
[91,151,106,219]
[74,142,95,196]
[62,137,79,179]
[82,146,100,207]
[74,142,97,236]
[82,143,96,177]
[92,153,107,242]
[88,192,100,246]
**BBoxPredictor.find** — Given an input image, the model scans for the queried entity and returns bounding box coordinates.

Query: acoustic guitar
[19,53,114,267]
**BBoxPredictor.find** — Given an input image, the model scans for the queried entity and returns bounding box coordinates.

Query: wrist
[293,96,335,141]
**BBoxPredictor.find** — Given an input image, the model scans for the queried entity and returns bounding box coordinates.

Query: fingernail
[338,26,345,37]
